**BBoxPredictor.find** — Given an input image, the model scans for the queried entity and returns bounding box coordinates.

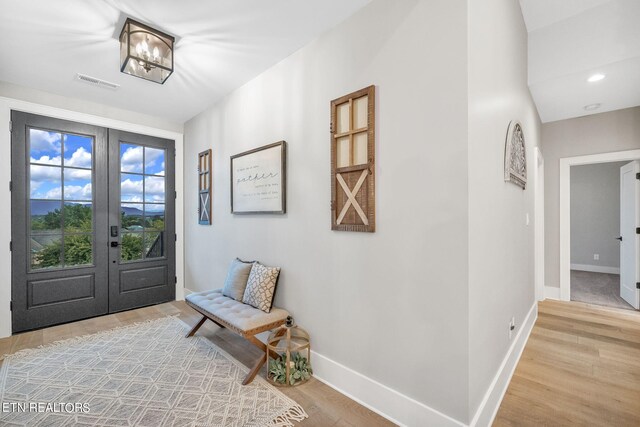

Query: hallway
[495,299,640,426]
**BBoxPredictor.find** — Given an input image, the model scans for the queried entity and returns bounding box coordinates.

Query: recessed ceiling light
[584,103,601,111]
[587,74,605,83]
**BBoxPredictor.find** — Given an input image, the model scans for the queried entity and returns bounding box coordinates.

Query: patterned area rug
[0,316,307,426]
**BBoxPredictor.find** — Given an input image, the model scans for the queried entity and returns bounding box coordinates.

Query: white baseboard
[469,302,538,427]
[182,287,194,299]
[311,351,466,427]
[545,286,561,300]
[570,264,620,275]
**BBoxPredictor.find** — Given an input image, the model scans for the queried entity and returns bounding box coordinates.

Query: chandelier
[119,18,174,84]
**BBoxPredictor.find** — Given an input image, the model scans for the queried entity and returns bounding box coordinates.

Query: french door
[11,112,175,333]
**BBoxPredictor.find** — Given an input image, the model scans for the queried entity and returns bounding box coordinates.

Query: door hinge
[175,234,177,242]
[9,181,12,192]
[330,200,336,211]
[637,228,640,235]
[174,276,177,284]
[175,191,177,199]
[637,282,640,290]
[636,172,640,180]
[9,301,12,311]
[9,241,12,251]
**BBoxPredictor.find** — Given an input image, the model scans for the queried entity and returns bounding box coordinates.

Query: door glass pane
[145,176,165,202]
[145,147,165,176]
[63,134,92,168]
[121,204,144,231]
[31,200,62,233]
[144,204,165,230]
[120,143,143,173]
[64,234,93,267]
[144,232,164,259]
[121,233,143,261]
[30,129,61,165]
[121,174,143,202]
[28,127,95,272]
[30,165,61,199]
[31,235,62,270]
[63,203,93,232]
[64,168,92,201]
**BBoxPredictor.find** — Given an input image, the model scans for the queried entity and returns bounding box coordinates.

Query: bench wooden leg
[185,315,207,338]
[243,353,266,385]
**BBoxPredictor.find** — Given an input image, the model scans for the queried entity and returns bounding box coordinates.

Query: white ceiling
[0,0,370,124]
[520,0,640,123]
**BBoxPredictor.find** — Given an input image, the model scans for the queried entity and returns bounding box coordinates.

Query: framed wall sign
[198,149,212,224]
[230,141,286,214]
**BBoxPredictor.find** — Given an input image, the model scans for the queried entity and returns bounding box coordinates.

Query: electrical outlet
[508,317,516,339]
[594,254,600,261]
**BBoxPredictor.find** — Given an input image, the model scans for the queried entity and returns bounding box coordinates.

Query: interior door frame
[0,96,184,339]
[558,149,640,301]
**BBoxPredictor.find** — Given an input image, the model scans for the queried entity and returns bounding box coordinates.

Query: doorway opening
[559,149,640,310]
[570,161,636,310]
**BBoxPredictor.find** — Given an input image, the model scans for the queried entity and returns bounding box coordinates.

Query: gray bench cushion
[186,289,289,333]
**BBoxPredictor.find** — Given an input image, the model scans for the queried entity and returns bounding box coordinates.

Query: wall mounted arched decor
[504,120,527,189]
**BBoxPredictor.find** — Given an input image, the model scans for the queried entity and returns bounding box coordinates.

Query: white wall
[543,107,640,289]
[0,85,185,340]
[570,162,626,271]
[184,0,471,424]
[0,81,183,134]
[467,0,540,423]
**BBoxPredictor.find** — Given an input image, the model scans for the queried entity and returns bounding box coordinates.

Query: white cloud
[30,129,61,153]
[66,147,92,168]
[121,146,143,172]
[121,178,142,194]
[30,165,60,181]
[63,184,92,200]
[145,177,165,196]
[65,169,91,180]
[31,155,61,165]
[145,148,165,174]
[43,184,92,200]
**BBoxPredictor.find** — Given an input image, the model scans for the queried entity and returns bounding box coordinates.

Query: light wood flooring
[0,301,394,427]
[495,299,640,426]
[3,299,638,426]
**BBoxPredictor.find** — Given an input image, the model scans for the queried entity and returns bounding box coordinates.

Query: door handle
[616,236,623,241]
[110,241,119,247]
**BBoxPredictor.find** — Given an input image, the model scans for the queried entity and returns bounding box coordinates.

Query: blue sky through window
[64,134,92,169]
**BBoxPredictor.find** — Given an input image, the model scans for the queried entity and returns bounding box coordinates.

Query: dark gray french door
[11,112,175,333]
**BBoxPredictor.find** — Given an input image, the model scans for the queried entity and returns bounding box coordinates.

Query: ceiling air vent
[76,73,120,90]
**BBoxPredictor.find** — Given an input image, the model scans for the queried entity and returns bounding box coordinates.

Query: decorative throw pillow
[242,262,281,312]
[221,258,254,301]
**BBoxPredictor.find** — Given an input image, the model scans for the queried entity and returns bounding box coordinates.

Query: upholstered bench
[185,289,289,384]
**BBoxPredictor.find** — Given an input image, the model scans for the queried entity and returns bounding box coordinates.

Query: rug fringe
[0,315,180,362]
[268,404,309,427]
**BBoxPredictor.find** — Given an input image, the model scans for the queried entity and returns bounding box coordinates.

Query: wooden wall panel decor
[330,85,375,232]
[198,149,212,224]
[504,120,527,190]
